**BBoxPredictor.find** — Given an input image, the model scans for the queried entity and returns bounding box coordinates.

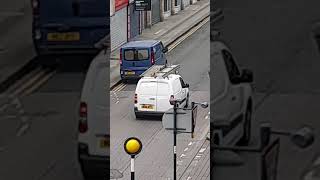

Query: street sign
[134,0,151,11]
[162,107,197,133]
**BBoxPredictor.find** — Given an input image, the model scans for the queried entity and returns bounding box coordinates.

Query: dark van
[31,0,109,55]
[120,40,168,81]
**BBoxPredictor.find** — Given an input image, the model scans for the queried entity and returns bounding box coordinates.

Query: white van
[134,74,190,118]
[77,55,109,179]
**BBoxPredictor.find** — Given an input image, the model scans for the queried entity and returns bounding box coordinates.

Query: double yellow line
[167,16,209,52]
[111,82,126,92]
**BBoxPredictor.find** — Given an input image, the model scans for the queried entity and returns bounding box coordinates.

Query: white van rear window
[157,82,169,96]
[139,82,157,95]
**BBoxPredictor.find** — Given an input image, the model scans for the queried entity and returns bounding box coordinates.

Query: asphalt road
[110,22,210,179]
[214,0,320,179]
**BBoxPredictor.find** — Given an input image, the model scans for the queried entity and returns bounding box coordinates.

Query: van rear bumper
[134,107,164,117]
[78,143,109,178]
[121,74,141,80]
[35,44,99,55]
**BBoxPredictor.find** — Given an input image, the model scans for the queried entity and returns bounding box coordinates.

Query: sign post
[165,97,207,180]
[124,137,143,180]
[173,100,177,180]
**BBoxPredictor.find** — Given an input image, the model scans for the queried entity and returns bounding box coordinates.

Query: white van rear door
[87,64,109,156]
[156,82,171,112]
[137,81,157,111]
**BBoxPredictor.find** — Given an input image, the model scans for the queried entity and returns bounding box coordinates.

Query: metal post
[131,155,135,180]
[191,102,195,138]
[173,101,177,180]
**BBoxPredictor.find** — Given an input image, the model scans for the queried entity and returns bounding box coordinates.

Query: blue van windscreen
[124,49,149,61]
[40,0,107,19]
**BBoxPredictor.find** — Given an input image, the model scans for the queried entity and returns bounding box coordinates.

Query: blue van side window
[155,44,161,59]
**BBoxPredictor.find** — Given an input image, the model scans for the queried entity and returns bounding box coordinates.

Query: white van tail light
[134,94,138,104]
[151,50,155,65]
[169,95,175,105]
[79,102,88,133]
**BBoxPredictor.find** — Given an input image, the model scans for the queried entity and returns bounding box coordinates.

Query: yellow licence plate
[126,71,135,75]
[99,138,109,148]
[142,104,154,109]
[47,32,80,41]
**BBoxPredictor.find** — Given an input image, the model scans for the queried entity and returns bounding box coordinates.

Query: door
[172,78,184,106]
[154,44,162,64]
[137,81,157,111]
[222,49,244,119]
[151,0,161,25]
[156,82,171,112]
[111,7,127,51]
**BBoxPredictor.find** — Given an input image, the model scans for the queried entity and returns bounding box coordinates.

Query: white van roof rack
[140,64,180,78]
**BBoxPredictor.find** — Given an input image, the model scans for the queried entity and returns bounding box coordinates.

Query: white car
[134,74,190,118]
[77,56,109,179]
[212,40,254,146]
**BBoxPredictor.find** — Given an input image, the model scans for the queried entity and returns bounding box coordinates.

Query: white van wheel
[184,94,189,108]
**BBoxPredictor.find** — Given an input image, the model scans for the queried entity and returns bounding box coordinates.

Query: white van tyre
[135,112,142,119]
[238,103,252,146]
[184,94,189,108]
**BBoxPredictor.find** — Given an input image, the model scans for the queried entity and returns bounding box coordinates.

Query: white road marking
[154,29,163,35]
[187,177,192,180]
[199,148,206,153]
[184,147,189,151]
[188,142,193,146]
[180,154,186,158]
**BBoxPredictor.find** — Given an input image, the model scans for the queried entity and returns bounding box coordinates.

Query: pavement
[0,0,35,86]
[109,0,210,88]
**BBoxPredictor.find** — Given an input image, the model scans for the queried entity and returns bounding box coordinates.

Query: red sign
[115,0,128,11]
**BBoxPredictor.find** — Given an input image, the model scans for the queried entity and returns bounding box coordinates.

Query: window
[179,77,186,87]
[155,44,161,59]
[222,50,240,83]
[124,49,149,61]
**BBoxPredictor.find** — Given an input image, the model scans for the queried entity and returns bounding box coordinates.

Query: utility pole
[173,100,177,180]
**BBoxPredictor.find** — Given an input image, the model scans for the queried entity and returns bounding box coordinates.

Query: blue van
[120,40,168,80]
[31,0,109,55]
